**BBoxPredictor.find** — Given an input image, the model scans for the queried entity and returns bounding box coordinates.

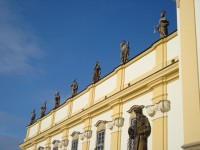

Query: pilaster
[179,0,200,148]
[151,79,168,150]
[110,100,123,150]
[45,135,51,149]
[155,39,167,70]
[89,85,95,106]
[25,126,30,140]
[82,117,92,150]
[116,66,125,91]
[37,120,41,135]
[67,98,73,118]
[51,110,56,127]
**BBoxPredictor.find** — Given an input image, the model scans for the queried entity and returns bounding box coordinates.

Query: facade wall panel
[40,115,52,131]
[72,91,89,113]
[54,105,68,124]
[124,50,156,84]
[29,123,38,138]
[94,75,117,101]
[167,35,180,60]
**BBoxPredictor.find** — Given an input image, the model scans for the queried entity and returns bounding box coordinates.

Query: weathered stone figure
[54,91,60,109]
[155,10,169,38]
[128,105,151,150]
[40,102,47,118]
[71,80,78,97]
[120,41,130,64]
[93,61,101,83]
[30,109,36,125]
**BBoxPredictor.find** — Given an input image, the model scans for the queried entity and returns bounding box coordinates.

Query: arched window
[94,120,106,150]
[71,131,80,150]
[52,140,60,150]
[37,146,44,150]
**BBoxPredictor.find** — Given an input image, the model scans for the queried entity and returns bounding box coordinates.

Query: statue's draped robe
[158,17,169,37]
[128,116,151,150]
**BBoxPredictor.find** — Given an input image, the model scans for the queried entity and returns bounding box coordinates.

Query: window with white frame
[71,139,78,150]
[96,130,105,150]
[37,146,44,150]
[95,121,106,150]
[52,140,60,150]
[71,131,80,150]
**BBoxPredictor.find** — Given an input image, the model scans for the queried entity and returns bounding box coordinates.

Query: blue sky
[0,0,177,149]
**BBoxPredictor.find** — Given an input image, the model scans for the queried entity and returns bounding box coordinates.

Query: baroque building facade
[20,1,200,150]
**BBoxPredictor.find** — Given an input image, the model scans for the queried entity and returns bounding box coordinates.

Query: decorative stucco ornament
[158,100,171,113]
[85,130,92,139]
[146,105,156,117]
[114,117,124,127]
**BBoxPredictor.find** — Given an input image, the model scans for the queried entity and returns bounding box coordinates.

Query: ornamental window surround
[37,146,44,150]
[52,140,60,150]
[94,120,106,150]
[71,131,80,150]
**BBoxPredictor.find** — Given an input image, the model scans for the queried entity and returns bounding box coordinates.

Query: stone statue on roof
[92,61,101,83]
[30,109,36,125]
[71,80,78,97]
[128,105,151,150]
[120,41,130,64]
[40,101,47,118]
[155,10,169,38]
[54,91,60,109]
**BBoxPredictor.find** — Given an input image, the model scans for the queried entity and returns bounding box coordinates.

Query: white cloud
[0,0,43,75]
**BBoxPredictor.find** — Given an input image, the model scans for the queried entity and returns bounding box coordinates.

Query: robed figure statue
[128,105,151,150]
[71,80,78,97]
[120,41,130,64]
[40,102,47,118]
[155,10,169,38]
[54,91,60,109]
[30,109,36,125]
[92,61,101,83]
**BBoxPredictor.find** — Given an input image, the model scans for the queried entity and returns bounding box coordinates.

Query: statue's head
[161,10,166,18]
[55,91,60,96]
[133,105,144,116]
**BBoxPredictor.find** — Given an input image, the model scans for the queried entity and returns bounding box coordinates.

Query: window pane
[96,130,105,150]
[71,139,78,150]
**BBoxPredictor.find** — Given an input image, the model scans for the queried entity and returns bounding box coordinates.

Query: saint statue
[54,91,60,109]
[40,102,47,118]
[30,109,36,125]
[92,61,101,83]
[71,80,78,97]
[155,10,169,38]
[120,41,130,64]
[128,105,151,150]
